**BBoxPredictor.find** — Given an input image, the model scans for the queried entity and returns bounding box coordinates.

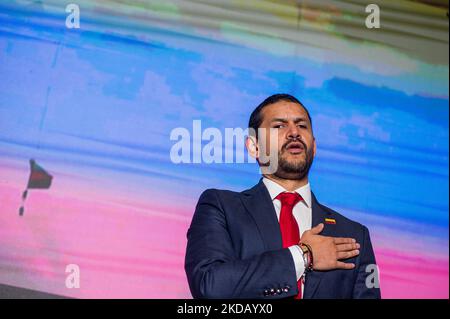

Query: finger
[333,237,356,245]
[336,243,360,252]
[310,223,324,235]
[336,261,355,270]
[337,250,360,260]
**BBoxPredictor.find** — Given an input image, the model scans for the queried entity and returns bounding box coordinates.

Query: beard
[274,139,314,180]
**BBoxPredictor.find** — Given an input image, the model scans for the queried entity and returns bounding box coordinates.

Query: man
[185,94,381,299]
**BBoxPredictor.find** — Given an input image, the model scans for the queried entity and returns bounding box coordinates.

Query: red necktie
[276,192,303,299]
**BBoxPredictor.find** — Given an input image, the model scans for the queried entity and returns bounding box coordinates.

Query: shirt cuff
[288,245,306,281]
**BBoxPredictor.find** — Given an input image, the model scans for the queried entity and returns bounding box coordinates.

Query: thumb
[310,223,324,235]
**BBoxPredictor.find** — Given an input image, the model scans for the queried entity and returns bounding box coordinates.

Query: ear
[246,136,259,159]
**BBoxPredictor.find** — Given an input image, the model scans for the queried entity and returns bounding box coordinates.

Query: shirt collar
[262,177,312,208]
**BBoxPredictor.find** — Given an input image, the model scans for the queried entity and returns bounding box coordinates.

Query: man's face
[257,101,316,180]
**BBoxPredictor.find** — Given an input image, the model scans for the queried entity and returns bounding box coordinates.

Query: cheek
[276,133,286,151]
[303,133,314,146]
[258,130,279,152]
[309,140,316,156]
[268,130,280,150]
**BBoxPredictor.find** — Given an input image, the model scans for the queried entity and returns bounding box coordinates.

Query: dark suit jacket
[185,180,381,299]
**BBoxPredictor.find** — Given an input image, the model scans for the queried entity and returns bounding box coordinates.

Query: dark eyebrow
[270,118,288,123]
[270,117,308,123]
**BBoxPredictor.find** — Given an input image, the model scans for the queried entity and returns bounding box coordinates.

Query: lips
[285,142,305,154]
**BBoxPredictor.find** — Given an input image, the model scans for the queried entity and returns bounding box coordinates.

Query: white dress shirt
[262,177,313,286]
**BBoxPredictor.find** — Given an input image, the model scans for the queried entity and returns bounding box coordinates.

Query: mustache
[282,139,307,151]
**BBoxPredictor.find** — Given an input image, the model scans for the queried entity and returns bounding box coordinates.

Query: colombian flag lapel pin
[325,218,336,225]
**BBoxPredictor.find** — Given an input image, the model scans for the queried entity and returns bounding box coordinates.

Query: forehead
[261,101,309,122]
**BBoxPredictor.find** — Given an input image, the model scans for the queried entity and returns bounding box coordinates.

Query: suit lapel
[303,192,335,299]
[240,179,283,251]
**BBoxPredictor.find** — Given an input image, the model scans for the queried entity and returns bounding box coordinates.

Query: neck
[263,174,309,192]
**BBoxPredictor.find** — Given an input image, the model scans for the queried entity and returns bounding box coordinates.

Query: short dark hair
[248,93,312,136]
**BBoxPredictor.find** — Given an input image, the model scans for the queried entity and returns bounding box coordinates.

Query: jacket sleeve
[185,189,298,299]
[352,225,381,299]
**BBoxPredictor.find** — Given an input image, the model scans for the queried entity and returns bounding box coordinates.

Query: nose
[286,123,300,140]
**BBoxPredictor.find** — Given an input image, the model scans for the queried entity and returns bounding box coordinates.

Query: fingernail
[356,244,360,248]
[352,239,356,243]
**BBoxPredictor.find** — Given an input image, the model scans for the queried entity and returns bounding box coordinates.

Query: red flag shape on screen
[27,159,53,189]
[19,159,53,216]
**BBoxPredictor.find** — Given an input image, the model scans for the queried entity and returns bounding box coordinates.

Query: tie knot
[275,192,303,207]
